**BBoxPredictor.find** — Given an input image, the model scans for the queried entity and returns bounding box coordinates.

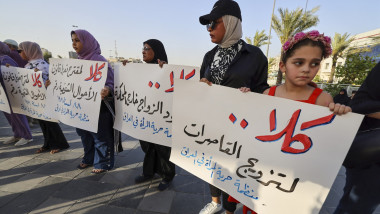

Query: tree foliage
[335,53,376,85]
[271,6,320,84]
[328,32,354,83]
[245,30,270,48]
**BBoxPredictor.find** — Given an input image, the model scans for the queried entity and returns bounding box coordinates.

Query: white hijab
[219,15,243,48]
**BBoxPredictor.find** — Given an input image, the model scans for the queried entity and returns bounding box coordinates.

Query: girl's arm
[317,91,351,115]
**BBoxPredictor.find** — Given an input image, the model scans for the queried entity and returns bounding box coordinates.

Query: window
[337,62,342,66]
[325,63,329,69]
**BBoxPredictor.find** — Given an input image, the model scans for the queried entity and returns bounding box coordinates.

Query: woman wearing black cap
[132,39,175,191]
[198,0,269,214]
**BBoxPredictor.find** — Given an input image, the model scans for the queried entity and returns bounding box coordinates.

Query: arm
[251,51,269,93]
[317,91,352,115]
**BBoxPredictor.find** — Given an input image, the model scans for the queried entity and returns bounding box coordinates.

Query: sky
[1,0,379,67]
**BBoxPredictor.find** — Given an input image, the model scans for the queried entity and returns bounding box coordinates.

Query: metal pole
[266,0,276,58]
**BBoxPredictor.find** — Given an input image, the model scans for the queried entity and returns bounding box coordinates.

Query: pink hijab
[18,41,43,61]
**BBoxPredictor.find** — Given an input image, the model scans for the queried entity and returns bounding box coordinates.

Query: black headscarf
[333,88,350,106]
[143,39,168,64]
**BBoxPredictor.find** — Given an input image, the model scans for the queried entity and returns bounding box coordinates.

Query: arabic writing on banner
[46,58,107,132]
[0,82,11,114]
[113,63,199,147]
[170,79,364,214]
[1,66,56,121]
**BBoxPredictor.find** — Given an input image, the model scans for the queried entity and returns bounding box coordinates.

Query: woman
[18,41,69,153]
[0,41,33,146]
[71,29,118,174]
[334,62,380,214]
[198,0,269,213]
[133,39,175,191]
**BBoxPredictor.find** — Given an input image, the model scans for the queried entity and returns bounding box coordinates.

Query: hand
[239,87,251,93]
[5,63,11,67]
[34,68,39,72]
[45,79,51,88]
[101,86,110,100]
[122,60,128,66]
[200,78,212,86]
[158,59,167,68]
[329,103,352,115]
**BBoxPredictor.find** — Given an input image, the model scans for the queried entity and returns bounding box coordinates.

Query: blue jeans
[334,164,380,214]
[76,103,114,170]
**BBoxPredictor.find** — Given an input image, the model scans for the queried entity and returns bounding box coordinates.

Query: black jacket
[200,40,269,93]
[351,62,380,131]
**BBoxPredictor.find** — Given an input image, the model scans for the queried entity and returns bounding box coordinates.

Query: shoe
[3,136,20,144]
[158,179,171,191]
[91,169,107,174]
[134,174,153,184]
[199,201,222,214]
[14,138,33,146]
[77,163,92,170]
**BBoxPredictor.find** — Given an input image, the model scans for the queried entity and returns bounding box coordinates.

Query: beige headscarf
[219,15,243,48]
[18,41,43,61]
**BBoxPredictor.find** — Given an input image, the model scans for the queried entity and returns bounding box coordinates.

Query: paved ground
[0,113,377,214]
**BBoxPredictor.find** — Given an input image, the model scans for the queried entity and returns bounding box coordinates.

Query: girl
[0,41,33,146]
[264,30,351,115]
[18,41,69,152]
[133,39,175,192]
[198,0,269,213]
[71,29,118,174]
[229,30,352,214]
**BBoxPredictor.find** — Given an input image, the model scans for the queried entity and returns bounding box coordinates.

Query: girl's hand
[239,87,251,93]
[101,86,110,100]
[122,60,128,66]
[329,103,352,115]
[34,68,39,72]
[5,63,11,67]
[157,59,167,68]
[45,79,51,88]
[200,78,212,86]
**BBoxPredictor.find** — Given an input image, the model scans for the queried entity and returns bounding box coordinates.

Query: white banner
[46,58,108,132]
[114,63,199,147]
[0,82,11,114]
[171,80,364,214]
[1,66,55,121]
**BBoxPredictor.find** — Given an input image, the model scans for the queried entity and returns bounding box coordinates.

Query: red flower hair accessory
[282,30,332,58]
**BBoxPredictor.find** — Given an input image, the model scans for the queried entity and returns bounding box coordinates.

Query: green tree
[328,33,354,83]
[335,53,376,85]
[245,30,270,48]
[43,52,52,63]
[272,6,320,85]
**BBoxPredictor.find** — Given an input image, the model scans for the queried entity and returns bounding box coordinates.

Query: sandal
[36,147,48,154]
[50,149,60,154]
[77,163,92,170]
[91,169,107,174]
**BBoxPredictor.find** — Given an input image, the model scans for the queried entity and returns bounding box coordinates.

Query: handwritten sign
[1,66,55,121]
[46,58,107,132]
[170,80,363,214]
[113,63,199,147]
[0,82,11,114]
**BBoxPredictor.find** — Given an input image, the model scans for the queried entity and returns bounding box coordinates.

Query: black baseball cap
[199,0,242,25]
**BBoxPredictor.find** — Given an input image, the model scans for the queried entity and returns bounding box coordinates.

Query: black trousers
[38,120,69,150]
[209,184,237,212]
[140,140,175,181]
[334,164,380,214]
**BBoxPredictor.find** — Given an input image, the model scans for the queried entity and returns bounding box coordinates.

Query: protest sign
[46,58,108,132]
[171,80,364,214]
[1,66,55,121]
[0,83,11,114]
[114,63,199,147]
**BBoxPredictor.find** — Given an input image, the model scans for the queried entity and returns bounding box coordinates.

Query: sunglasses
[142,47,151,52]
[17,49,23,53]
[206,20,222,30]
